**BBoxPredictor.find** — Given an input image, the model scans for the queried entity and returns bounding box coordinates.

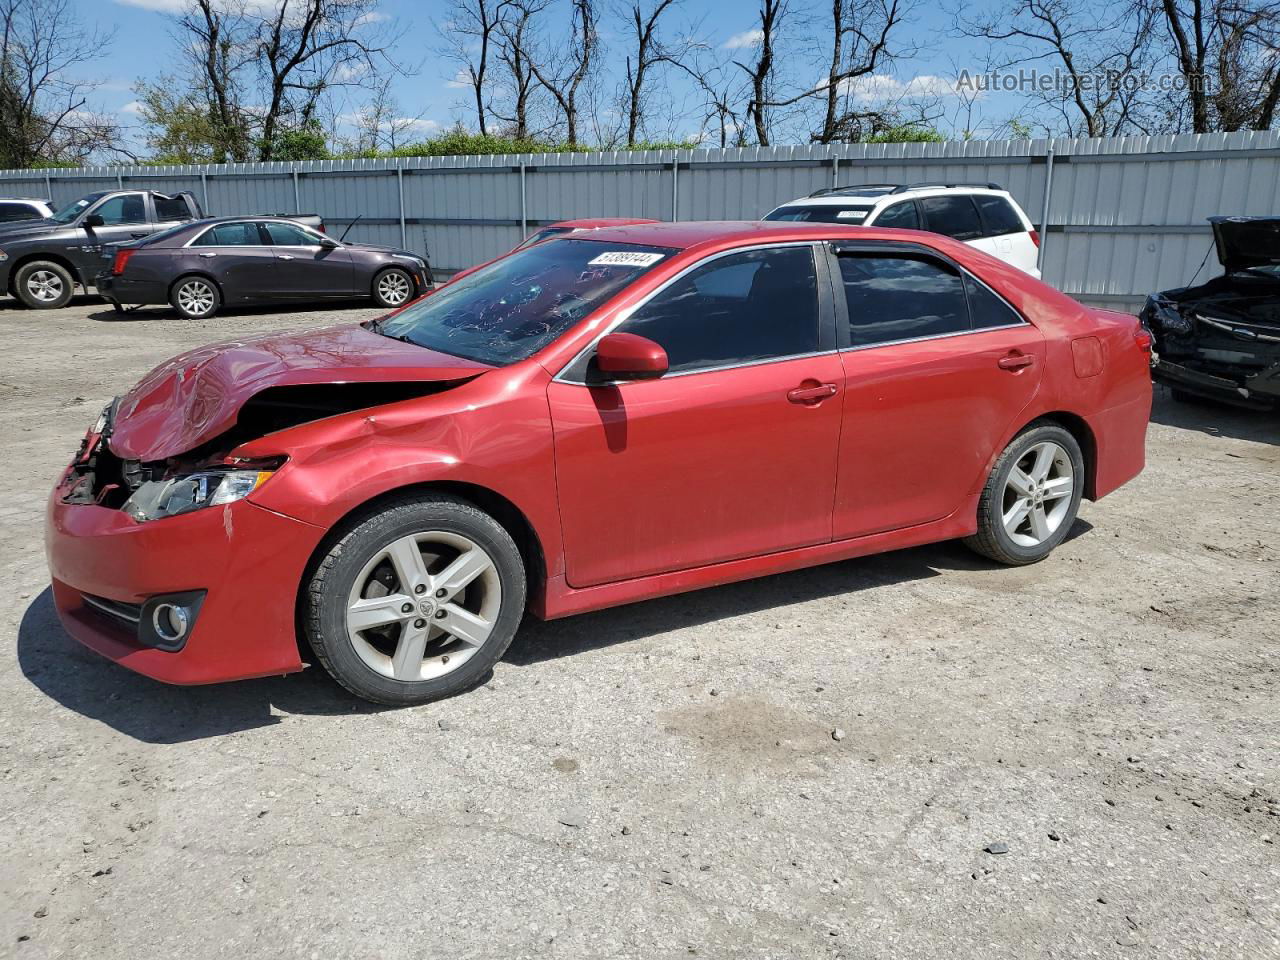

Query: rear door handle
[787,383,838,404]
[277,254,296,261]
[129,232,147,238]
[998,353,1035,370]
[198,252,217,258]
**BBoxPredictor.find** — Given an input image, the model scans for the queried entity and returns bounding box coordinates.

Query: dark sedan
[96,217,433,319]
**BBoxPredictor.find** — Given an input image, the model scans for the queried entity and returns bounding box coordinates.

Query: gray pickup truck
[0,189,323,309]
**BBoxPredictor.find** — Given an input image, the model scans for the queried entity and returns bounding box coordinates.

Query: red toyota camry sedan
[46,222,1153,705]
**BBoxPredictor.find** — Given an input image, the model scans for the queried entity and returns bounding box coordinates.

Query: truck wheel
[304,495,526,706]
[14,260,74,309]
[170,276,221,319]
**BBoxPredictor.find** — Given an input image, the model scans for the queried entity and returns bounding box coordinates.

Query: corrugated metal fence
[4,130,1279,309]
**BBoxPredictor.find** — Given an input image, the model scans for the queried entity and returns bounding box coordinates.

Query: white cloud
[333,62,370,83]
[446,68,472,89]
[400,118,440,134]
[722,28,763,50]
[354,10,388,26]
[838,73,963,102]
[120,100,144,115]
[113,0,187,10]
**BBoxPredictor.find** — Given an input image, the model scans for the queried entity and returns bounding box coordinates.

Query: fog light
[152,603,191,643]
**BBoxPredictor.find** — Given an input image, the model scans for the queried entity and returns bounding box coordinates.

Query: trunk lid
[109,324,492,461]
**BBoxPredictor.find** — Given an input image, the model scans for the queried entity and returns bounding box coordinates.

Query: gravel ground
[1,296,1277,960]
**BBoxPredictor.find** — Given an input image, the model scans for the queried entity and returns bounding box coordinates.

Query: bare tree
[735,0,787,145]
[526,0,598,145]
[0,0,126,167]
[810,0,913,142]
[959,0,1158,137]
[442,0,504,136]
[492,0,546,139]
[1157,0,1280,132]
[619,0,686,146]
[173,0,255,162]
[348,75,425,151]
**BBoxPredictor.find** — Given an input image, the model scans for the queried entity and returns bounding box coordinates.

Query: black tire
[371,267,415,308]
[304,494,526,706]
[964,422,1085,566]
[14,260,74,309]
[169,275,221,319]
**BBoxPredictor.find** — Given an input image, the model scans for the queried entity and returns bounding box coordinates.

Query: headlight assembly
[123,466,277,523]
[1145,296,1192,335]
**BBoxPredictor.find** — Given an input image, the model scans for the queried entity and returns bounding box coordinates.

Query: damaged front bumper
[1153,358,1280,409]
[46,468,325,685]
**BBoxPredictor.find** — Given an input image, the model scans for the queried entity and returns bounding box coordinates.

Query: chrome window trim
[185,220,269,249]
[553,240,826,384]
[842,322,1030,354]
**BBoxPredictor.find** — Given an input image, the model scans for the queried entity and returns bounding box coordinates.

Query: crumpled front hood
[1210,216,1280,271]
[109,324,492,461]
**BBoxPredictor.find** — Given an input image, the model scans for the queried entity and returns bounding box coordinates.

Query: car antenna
[339,214,363,243]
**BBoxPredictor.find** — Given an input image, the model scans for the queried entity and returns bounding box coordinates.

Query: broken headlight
[1144,296,1192,335]
[122,466,276,523]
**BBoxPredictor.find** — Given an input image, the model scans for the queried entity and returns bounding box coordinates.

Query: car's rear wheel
[305,495,526,706]
[170,276,221,319]
[964,423,1084,566]
[14,260,74,309]
[372,267,414,308]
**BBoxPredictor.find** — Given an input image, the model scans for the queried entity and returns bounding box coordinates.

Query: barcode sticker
[588,251,665,267]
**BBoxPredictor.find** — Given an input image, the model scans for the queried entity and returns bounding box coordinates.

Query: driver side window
[615,246,820,374]
[92,193,147,225]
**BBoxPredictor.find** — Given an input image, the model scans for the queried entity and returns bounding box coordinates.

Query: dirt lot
[0,295,1277,960]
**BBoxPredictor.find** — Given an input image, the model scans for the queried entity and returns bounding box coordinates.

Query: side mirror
[319,237,339,249]
[595,332,668,381]
[83,214,105,228]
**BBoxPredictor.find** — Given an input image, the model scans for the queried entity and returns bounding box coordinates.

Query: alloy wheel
[1001,440,1075,547]
[27,270,64,303]
[345,531,502,682]
[377,271,411,305]
[177,280,215,316]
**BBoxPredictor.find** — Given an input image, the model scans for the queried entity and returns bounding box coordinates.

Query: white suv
[763,182,1042,278]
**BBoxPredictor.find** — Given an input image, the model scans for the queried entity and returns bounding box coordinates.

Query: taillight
[1028,229,1041,248]
[317,223,326,234]
[111,249,135,275]
[1134,320,1153,356]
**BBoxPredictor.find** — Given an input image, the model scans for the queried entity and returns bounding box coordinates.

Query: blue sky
[88,0,1024,151]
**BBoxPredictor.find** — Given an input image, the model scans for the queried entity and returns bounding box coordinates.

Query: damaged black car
[1142,217,1280,410]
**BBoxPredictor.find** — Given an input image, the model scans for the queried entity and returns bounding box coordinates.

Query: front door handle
[198,252,217,258]
[277,254,296,261]
[998,353,1035,371]
[787,382,838,404]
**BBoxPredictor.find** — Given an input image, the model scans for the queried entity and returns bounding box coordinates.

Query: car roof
[565,219,939,250]
[782,183,1010,207]
[551,218,660,229]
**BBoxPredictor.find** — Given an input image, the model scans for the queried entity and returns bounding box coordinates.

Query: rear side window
[616,246,820,373]
[0,201,41,222]
[920,196,983,241]
[974,195,1024,236]
[154,194,191,221]
[838,255,968,346]
[193,222,262,246]
[871,201,919,229]
[965,274,1023,328]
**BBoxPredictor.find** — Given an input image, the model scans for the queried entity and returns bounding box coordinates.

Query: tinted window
[264,221,317,245]
[0,202,41,222]
[616,246,819,373]
[839,255,968,347]
[379,238,673,366]
[974,195,1024,236]
[193,222,262,246]
[871,201,919,229]
[764,205,871,223]
[93,193,147,225]
[154,194,191,221]
[920,196,983,241]
[965,274,1022,328]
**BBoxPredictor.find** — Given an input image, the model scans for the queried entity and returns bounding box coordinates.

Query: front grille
[81,593,142,630]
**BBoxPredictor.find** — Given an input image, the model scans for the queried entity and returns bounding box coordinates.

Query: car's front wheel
[14,260,74,309]
[305,495,527,705]
[964,422,1085,565]
[170,276,221,319]
[372,267,414,308]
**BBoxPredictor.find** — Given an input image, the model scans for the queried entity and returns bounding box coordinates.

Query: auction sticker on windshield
[588,251,666,267]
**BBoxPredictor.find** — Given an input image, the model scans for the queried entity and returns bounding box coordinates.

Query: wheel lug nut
[434,610,446,619]
[413,618,426,628]
[435,588,447,598]
[400,602,413,613]
[414,584,426,594]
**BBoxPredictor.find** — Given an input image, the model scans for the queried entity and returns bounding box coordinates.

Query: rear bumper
[1153,358,1280,409]
[94,272,168,304]
[46,483,325,685]
[1084,389,1152,501]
